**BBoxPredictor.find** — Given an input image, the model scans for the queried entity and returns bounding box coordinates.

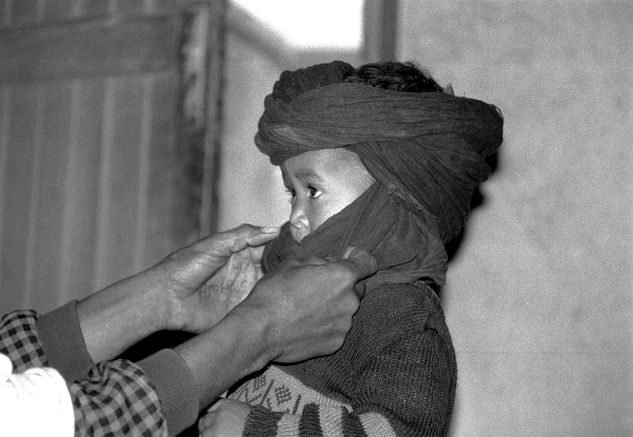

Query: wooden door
[0,0,226,313]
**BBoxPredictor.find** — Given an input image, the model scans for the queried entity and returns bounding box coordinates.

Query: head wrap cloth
[257,61,503,288]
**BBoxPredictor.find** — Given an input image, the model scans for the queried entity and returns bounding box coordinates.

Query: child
[199,61,503,437]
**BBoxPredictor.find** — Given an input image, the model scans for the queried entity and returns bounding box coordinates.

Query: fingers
[229,225,279,252]
[341,246,377,280]
[209,224,279,255]
[339,247,377,298]
[199,411,214,430]
[279,249,375,297]
[206,401,222,414]
[247,244,266,264]
[281,256,328,269]
[244,226,280,247]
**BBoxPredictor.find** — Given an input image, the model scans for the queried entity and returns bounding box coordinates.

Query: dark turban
[256,61,503,288]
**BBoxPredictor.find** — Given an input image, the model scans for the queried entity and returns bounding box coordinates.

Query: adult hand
[164,224,280,333]
[235,246,377,364]
[77,224,279,363]
[175,247,376,409]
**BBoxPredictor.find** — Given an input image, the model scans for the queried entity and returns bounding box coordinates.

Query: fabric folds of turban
[257,61,503,288]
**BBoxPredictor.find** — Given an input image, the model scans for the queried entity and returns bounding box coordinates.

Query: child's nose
[289,200,310,242]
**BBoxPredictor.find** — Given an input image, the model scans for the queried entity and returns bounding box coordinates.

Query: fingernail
[342,246,378,277]
[260,226,280,233]
[342,246,355,259]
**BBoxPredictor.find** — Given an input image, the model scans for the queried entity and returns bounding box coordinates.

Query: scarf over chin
[257,61,503,288]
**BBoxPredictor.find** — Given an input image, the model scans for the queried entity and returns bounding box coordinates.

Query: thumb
[220,225,279,254]
[341,246,377,279]
[245,226,280,247]
[341,247,377,298]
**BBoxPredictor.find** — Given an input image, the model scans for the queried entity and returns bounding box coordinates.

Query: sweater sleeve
[242,328,455,437]
[137,349,200,436]
[353,328,456,436]
[350,287,457,437]
[36,301,94,381]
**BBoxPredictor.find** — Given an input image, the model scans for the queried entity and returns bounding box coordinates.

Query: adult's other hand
[164,224,280,333]
[77,224,279,363]
[235,246,377,364]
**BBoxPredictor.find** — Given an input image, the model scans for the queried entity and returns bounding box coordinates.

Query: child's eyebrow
[295,169,324,183]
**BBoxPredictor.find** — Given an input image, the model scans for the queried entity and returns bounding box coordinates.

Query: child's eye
[308,186,322,199]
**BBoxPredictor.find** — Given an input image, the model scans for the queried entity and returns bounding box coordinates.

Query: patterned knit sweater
[228,280,457,436]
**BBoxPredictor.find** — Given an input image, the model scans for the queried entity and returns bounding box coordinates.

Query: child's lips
[290,225,309,243]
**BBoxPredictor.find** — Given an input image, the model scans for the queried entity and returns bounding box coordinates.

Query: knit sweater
[228,280,457,436]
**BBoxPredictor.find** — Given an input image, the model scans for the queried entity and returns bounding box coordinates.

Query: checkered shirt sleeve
[0,310,48,370]
[71,359,168,437]
[1,310,169,436]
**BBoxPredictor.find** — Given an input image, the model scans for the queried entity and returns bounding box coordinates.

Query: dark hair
[343,61,443,93]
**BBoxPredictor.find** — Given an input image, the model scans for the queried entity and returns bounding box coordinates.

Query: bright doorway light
[232,0,363,49]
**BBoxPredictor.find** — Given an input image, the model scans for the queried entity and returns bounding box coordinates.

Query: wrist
[123,270,173,333]
[174,306,274,409]
[228,302,278,367]
[76,271,170,362]
[138,265,186,332]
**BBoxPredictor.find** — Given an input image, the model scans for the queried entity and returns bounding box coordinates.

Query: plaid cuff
[70,358,168,436]
[0,310,48,371]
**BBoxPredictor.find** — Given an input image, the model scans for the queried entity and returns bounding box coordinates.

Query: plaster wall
[398,1,632,435]
[216,33,289,230]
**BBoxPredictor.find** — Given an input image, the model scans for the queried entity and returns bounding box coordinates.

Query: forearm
[76,270,168,364]
[175,306,273,410]
[74,225,278,363]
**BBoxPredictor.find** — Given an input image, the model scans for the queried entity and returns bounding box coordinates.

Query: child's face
[281,148,374,243]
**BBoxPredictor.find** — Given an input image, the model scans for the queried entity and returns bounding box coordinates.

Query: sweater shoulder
[357,281,449,336]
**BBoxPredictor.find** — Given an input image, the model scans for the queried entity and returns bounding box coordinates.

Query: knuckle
[328,263,355,283]
[346,294,361,312]
[333,324,350,348]
[332,337,345,351]
[326,334,345,354]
